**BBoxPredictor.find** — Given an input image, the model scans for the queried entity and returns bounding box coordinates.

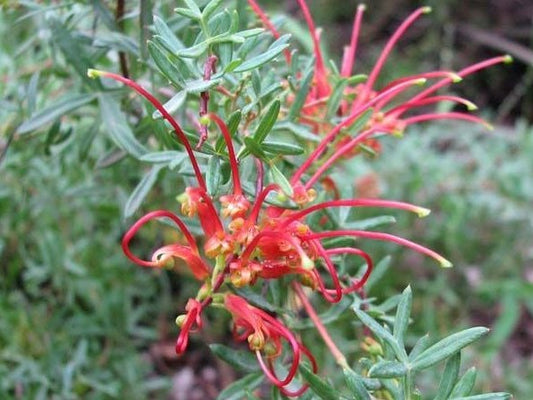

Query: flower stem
[292,282,348,368]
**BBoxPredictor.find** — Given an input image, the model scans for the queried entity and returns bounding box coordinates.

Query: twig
[115,0,129,78]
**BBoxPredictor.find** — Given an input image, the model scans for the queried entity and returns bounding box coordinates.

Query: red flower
[225,294,317,396]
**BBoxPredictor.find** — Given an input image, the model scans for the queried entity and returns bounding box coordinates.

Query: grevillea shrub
[87,1,512,398]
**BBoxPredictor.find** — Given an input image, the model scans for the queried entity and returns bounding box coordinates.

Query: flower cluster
[88,0,507,395]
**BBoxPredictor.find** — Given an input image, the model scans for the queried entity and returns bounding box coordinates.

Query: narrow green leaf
[18,93,97,134]
[269,164,293,196]
[364,256,391,293]
[148,41,184,88]
[299,364,338,400]
[352,307,406,362]
[124,165,163,218]
[450,367,477,398]
[175,7,201,20]
[216,372,263,400]
[183,77,221,93]
[288,66,313,121]
[227,110,242,136]
[347,74,368,85]
[206,156,222,196]
[140,151,186,165]
[435,352,461,400]
[209,344,260,373]
[325,78,349,119]
[411,327,489,371]
[183,0,201,15]
[345,108,374,135]
[450,394,511,400]
[262,141,304,155]
[215,111,242,152]
[368,361,407,378]
[153,16,184,53]
[98,95,148,158]
[202,0,224,20]
[343,368,371,400]
[177,41,208,58]
[78,121,99,161]
[394,286,412,348]
[409,333,431,361]
[233,35,291,73]
[243,136,267,159]
[253,99,281,143]
[152,91,186,119]
[224,58,242,72]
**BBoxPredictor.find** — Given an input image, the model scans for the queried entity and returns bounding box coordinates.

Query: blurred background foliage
[0,0,532,399]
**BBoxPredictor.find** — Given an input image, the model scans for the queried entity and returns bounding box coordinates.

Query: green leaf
[393,286,412,348]
[227,110,242,136]
[299,364,337,400]
[215,111,242,152]
[183,0,201,15]
[216,372,263,400]
[269,164,293,197]
[202,0,224,20]
[233,34,291,73]
[175,7,201,20]
[435,352,461,400]
[124,165,163,218]
[343,368,371,400]
[288,66,313,121]
[182,77,222,93]
[450,394,511,400]
[140,151,186,165]
[98,94,148,158]
[261,141,304,155]
[224,58,243,73]
[450,367,477,397]
[409,333,431,361]
[206,156,222,196]
[352,307,405,362]
[243,136,267,159]
[411,327,489,371]
[152,91,186,119]
[177,41,208,58]
[18,93,97,134]
[325,78,349,119]
[364,256,391,293]
[254,100,281,143]
[209,344,261,373]
[153,16,184,53]
[368,361,407,378]
[148,41,184,88]
[347,74,368,85]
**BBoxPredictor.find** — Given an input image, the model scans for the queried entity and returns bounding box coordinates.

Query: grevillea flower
[225,294,317,396]
[87,2,508,394]
[248,1,511,162]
